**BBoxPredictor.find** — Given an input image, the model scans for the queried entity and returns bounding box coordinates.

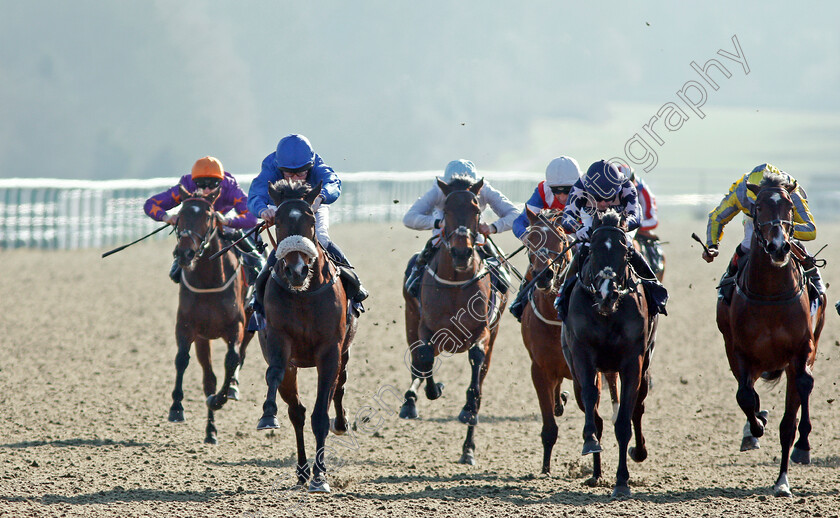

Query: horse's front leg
[459,335,491,465]
[229,327,254,401]
[310,346,341,493]
[613,359,642,499]
[168,322,193,423]
[194,338,218,444]
[734,361,764,443]
[415,325,444,401]
[207,324,243,411]
[257,329,287,430]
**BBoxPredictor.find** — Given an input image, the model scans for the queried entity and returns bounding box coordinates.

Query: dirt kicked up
[0,219,839,517]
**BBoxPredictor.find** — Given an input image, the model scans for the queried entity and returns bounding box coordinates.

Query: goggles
[549,185,572,196]
[194,177,221,189]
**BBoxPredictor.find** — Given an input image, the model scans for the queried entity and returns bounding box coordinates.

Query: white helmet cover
[545,156,582,187]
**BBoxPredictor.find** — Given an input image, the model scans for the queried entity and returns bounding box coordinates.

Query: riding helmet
[274,134,316,172]
[442,159,478,182]
[582,160,624,199]
[191,156,224,180]
[545,156,582,187]
[617,164,635,183]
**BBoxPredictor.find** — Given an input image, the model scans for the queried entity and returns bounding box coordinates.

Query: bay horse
[717,174,826,497]
[255,179,357,494]
[520,208,619,475]
[633,233,665,282]
[168,185,254,445]
[561,210,657,498]
[399,175,507,465]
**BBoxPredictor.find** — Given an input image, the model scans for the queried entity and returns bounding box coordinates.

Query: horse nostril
[184,249,195,261]
[782,242,791,254]
[284,265,294,278]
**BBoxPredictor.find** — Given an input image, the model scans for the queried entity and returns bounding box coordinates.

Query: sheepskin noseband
[275,235,318,261]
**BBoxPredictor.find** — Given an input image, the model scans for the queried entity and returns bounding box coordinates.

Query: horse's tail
[759,369,784,387]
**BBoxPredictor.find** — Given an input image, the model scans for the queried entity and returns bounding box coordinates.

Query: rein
[181,262,242,294]
[528,290,562,326]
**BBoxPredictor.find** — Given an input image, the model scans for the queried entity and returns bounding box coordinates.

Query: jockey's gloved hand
[702,245,719,263]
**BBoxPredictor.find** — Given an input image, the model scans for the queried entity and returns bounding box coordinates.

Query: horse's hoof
[774,482,792,498]
[308,475,331,493]
[227,385,240,401]
[582,439,602,456]
[629,446,647,463]
[584,476,599,487]
[791,447,811,465]
[330,418,347,436]
[457,408,478,426]
[757,409,769,426]
[541,466,551,475]
[399,399,419,420]
[257,415,280,430]
[554,391,569,417]
[740,436,760,452]
[205,434,217,445]
[611,485,632,500]
[206,394,227,411]
[749,422,765,439]
[425,382,444,401]
[168,408,185,423]
[459,451,476,465]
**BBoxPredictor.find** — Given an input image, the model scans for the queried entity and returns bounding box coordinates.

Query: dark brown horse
[255,179,356,494]
[399,176,507,465]
[168,186,254,444]
[717,175,826,497]
[561,210,657,498]
[520,208,619,475]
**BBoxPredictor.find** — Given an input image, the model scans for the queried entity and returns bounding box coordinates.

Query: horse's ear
[304,181,322,206]
[268,181,283,206]
[746,182,761,196]
[469,177,484,195]
[526,206,539,225]
[786,179,797,194]
[619,212,628,230]
[179,184,191,200]
[437,177,451,196]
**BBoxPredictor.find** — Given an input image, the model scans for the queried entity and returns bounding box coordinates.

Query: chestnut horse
[255,179,357,494]
[399,175,507,465]
[520,208,618,475]
[561,210,657,498]
[717,175,826,497]
[168,186,254,444]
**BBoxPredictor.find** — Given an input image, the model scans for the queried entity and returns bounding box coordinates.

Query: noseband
[177,197,218,261]
[751,187,794,256]
[440,190,480,251]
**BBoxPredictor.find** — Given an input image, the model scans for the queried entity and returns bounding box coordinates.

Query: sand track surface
[1,220,839,517]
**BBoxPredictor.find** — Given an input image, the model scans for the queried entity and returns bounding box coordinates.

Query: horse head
[437,175,484,271]
[524,208,571,292]
[268,179,322,290]
[585,210,632,316]
[173,184,222,269]
[747,174,796,267]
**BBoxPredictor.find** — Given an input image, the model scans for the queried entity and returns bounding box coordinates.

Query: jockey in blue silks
[247,134,368,328]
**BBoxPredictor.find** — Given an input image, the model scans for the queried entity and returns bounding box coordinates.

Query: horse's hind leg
[207,327,244,412]
[194,338,218,444]
[735,363,765,448]
[573,376,602,486]
[776,358,814,497]
[532,363,558,474]
[331,349,350,435]
[279,366,310,486]
[258,331,287,431]
[604,372,620,425]
[168,325,193,423]
[613,363,642,499]
[790,362,814,464]
[460,339,493,465]
[229,329,255,401]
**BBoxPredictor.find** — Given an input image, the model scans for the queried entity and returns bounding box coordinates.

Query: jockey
[508,156,581,321]
[555,159,668,319]
[702,163,824,305]
[247,134,368,320]
[143,156,264,285]
[403,159,520,297]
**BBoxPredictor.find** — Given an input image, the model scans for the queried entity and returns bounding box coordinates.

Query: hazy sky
[1,1,838,183]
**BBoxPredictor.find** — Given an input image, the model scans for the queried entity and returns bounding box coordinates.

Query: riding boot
[406,237,438,298]
[717,245,745,304]
[508,281,533,322]
[326,242,369,307]
[629,247,668,316]
[169,259,182,284]
[554,245,587,322]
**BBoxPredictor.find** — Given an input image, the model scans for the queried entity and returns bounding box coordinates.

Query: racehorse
[255,179,357,494]
[561,210,657,498]
[399,175,507,465]
[717,175,826,497]
[520,208,619,475]
[168,185,254,444]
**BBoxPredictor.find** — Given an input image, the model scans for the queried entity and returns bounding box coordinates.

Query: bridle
[580,224,637,302]
[525,212,569,295]
[440,190,480,252]
[271,197,325,290]
[176,197,219,263]
[751,187,794,257]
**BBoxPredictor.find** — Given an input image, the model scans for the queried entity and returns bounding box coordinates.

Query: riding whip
[101,224,172,258]
[209,222,266,261]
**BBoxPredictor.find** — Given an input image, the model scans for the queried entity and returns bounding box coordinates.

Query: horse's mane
[445,175,480,191]
[270,179,313,200]
[759,172,792,190]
